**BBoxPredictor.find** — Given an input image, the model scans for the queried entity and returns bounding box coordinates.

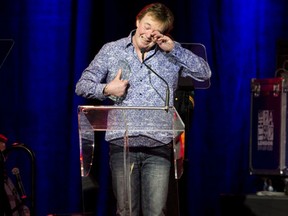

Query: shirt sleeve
[166,42,212,81]
[75,44,110,100]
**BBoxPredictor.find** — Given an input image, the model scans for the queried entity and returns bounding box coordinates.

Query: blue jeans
[109,143,172,216]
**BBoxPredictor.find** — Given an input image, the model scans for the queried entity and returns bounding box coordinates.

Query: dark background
[1,0,288,215]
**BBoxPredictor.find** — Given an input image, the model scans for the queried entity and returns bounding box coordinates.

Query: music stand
[170,43,210,216]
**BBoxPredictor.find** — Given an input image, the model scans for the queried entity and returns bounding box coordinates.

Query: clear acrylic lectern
[77,105,185,214]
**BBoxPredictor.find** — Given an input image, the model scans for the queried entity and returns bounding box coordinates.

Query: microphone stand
[141,49,170,112]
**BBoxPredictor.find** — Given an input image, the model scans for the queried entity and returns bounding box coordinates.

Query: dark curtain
[0,0,288,215]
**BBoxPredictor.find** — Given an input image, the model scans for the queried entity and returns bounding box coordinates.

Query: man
[76,3,211,215]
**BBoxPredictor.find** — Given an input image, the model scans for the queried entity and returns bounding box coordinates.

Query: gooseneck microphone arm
[140,49,170,112]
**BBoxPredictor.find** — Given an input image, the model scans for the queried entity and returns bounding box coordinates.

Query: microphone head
[140,48,146,54]
[12,167,20,175]
[140,48,146,62]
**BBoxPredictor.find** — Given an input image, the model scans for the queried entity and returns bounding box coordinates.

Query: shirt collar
[124,30,136,49]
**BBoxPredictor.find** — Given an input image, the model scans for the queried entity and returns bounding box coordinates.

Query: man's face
[134,13,165,51]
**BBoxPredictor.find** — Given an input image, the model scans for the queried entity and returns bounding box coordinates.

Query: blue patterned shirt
[76,31,211,147]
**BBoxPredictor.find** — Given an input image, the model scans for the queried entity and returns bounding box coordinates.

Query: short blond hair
[136,3,174,35]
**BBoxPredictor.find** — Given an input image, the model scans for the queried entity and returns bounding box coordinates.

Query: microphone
[140,48,170,112]
[12,167,27,200]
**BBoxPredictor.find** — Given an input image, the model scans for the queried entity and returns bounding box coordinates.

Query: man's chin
[142,43,155,51]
